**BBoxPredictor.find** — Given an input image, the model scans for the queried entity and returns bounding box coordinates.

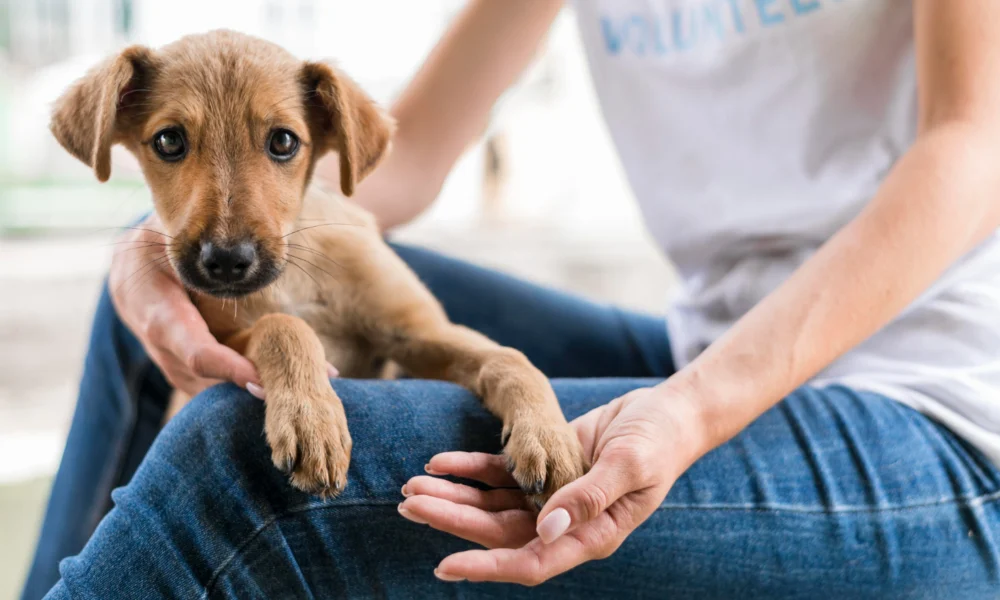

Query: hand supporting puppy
[109,215,260,395]
[398,385,706,585]
[108,214,337,398]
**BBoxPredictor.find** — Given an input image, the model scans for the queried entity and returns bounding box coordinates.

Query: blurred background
[0,1,675,596]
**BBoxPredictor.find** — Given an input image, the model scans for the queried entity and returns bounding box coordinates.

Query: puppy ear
[301,62,394,196]
[50,45,154,182]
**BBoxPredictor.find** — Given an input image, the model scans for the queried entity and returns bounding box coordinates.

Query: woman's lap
[46,380,1000,599]
[21,242,674,599]
[23,242,1000,598]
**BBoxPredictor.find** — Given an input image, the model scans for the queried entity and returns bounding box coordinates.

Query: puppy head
[50,30,392,297]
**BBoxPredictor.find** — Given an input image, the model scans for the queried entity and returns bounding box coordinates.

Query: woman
[22,1,1000,597]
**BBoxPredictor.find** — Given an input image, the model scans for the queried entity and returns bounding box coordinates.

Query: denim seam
[656,486,1000,515]
[201,488,1000,597]
[90,334,145,529]
[200,499,403,599]
[109,359,153,488]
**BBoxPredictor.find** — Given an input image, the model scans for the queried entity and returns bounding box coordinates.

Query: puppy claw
[265,386,352,498]
[503,417,588,504]
[504,454,516,474]
[500,425,512,447]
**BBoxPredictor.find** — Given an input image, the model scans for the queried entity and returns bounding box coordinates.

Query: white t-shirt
[572,0,1000,463]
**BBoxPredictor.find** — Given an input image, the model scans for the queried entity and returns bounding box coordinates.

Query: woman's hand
[398,386,705,585]
[109,216,341,398]
[108,215,260,396]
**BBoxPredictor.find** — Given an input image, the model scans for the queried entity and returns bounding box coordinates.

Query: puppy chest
[289,303,386,379]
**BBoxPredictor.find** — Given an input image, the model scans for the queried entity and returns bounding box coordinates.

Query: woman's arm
[668,0,1000,455]
[401,1,1000,584]
[321,0,565,230]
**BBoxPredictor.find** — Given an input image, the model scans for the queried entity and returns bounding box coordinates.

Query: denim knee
[148,380,497,508]
[142,383,296,506]
[125,379,506,518]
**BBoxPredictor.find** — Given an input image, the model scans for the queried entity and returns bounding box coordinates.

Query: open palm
[398,387,693,585]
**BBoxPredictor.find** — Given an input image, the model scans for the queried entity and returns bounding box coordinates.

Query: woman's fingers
[235,360,339,400]
[180,339,259,388]
[434,520,614,585]
[403,476,526,511]
[425,452,518,488]
[534,442,642,543]
[147,290,259,389]
[155,352,222,397]
[398,494,537,549]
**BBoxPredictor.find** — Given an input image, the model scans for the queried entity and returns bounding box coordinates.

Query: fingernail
[327,363,339,378]
[537,508,571,544]
[246,382,266,400]
[401,484,411,497]
[434,569,465,582]
[424,464,444,475]
[397,504,428,524]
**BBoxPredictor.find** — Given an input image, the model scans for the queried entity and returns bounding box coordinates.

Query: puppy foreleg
[322,234,586,503]
[381,323,587,505]
[227,314,351,497]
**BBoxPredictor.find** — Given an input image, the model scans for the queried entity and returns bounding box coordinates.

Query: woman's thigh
[46,380,1000,599]
[625,384,1000,598]
[21,287,171,600]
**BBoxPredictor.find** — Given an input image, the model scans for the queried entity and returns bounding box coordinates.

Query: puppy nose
[199,241,257,283]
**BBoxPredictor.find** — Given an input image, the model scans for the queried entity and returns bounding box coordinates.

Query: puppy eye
[152,128,187,162]
[267,129,300,162]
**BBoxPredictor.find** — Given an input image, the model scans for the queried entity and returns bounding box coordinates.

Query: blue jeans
[23,245,1000,599]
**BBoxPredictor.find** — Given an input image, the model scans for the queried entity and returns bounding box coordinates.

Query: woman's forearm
[664,123,1000,458]
[322,0,564,230]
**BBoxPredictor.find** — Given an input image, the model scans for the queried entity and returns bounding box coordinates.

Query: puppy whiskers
[112,243,174,297]
[120,254,172,300]
[114,243,172,255]
[285,253,342,287]
[282,222,362,239]
[281,257,322,290]
[103,239,169,247]
[110,226,176,240]
[285,243,345,271]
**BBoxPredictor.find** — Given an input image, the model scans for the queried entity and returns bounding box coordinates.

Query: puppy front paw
[502,415,588,508]
[265,387,352,498]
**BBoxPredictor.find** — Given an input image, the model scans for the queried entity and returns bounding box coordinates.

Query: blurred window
[116,0,133,38]
[10,0,71,67]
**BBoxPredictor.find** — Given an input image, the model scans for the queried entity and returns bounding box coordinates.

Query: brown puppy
[50,30,587,503]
